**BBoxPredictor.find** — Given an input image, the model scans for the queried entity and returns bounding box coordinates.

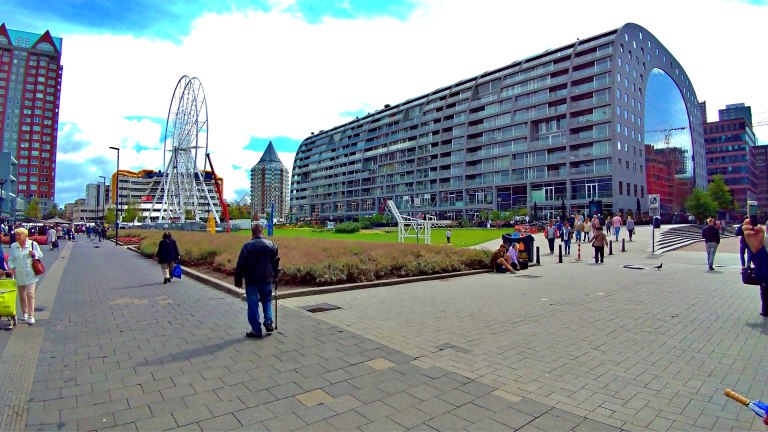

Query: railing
[569,96,610,109]
[571,78,611,93]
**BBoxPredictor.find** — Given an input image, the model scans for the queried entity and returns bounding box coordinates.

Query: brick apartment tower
[0,23,62,217]
[250,141,290,222]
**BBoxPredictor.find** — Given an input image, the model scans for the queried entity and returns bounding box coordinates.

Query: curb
[125,246,488,301]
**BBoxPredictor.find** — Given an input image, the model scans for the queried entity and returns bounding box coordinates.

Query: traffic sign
[648,194,660,209]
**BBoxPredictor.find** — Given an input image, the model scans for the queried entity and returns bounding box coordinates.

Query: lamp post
[109,147,120,244]
[98,175,106,242]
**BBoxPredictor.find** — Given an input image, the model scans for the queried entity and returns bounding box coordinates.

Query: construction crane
[205,153,231,233]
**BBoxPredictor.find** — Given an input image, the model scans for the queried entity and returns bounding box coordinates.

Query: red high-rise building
[0,23,62,217]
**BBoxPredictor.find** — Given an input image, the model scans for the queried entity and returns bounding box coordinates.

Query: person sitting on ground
[507,243,521,272]
[489,243,516,273]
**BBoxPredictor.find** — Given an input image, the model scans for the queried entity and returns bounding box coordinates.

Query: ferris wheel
[149,75,219,222]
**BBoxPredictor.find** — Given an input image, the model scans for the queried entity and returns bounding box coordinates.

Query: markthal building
[290,23,705,222]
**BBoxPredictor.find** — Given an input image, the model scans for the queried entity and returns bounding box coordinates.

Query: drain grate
[515,274,542,278]
[301,303,341,313]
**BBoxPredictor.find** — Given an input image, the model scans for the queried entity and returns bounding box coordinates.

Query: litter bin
[652,216,661,229]
[501,232,535,269]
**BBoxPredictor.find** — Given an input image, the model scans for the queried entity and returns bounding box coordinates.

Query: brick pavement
[283,226,768,431]
[0,235,626,431]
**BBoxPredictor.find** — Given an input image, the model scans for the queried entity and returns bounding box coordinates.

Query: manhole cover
[301,303,341,313]
[515,275,542,278]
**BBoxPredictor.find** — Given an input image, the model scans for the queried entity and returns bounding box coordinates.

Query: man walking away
[612,213,623,241]
[702,218,720,271]
[735,221,751,269]
[446,229,451,244]
[626,216,635,242]
[591,226,607,264]
[235,224,280,338]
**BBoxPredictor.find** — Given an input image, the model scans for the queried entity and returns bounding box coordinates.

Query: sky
[4,0,768,206]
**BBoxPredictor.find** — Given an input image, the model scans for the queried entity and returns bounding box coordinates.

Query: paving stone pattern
[283,234,768,432]
[2,236,626,431]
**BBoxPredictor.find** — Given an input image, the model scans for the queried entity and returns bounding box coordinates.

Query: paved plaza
[0,227,765,431]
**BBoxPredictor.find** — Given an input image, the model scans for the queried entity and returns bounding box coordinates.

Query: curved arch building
[290,23,705,222]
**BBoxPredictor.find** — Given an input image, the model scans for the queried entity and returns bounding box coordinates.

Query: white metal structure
[149,75,219,222]
[385,199,437,244]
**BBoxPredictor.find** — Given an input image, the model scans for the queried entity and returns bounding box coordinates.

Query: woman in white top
[8,227,43,325]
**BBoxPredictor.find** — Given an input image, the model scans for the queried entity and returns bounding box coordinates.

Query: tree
[123,200,143,223]
[490,210,501,221]
[104,207,116,226]
[685,188,717,223]
[25,197,41,219]
[707,175,733,212]
[184,209,195,221]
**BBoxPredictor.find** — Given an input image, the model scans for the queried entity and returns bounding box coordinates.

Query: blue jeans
[614,227,620,240]
[705,242,718,267]
[575,231,582,242]
[245,282,273,333]
[564,240,571,255]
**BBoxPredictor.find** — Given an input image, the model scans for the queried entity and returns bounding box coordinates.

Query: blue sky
[3,0,767,206]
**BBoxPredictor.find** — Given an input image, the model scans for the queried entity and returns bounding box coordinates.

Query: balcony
[571,78,612,93]
[569,96,610,110]
[570,61,611,80]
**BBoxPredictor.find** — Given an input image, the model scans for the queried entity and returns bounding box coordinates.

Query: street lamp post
[109,147,120,244]
[98,175,106,242]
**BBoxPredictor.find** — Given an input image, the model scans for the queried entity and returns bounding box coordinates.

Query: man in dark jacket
[235,224,280,338]
[702,218,720,271]
[155,232,180,284]
[742,219,768,316]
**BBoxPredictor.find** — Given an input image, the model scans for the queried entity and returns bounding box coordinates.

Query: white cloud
[55,0,768,205]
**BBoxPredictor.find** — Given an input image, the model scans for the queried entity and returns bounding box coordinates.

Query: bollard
[576,242,581,261]
[609,240,613,255]
[536,246,541,266]
[558,244,563,264]
[622,238,625,252]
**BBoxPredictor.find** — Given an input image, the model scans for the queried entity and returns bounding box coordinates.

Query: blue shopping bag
[171,263,182,279]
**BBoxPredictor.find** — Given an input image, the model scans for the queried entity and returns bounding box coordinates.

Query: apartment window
[634,184,638,197]
[618,157,622,166]
[641,186,645,197]
[626,182,630,195]
[617,140,621,150]
[619,181,623,195]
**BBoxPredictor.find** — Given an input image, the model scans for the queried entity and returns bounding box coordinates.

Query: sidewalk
[0,236,623,431]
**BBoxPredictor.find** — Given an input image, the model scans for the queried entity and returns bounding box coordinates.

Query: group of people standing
[543,213,635,264]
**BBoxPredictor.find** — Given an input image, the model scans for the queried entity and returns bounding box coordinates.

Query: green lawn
[233,227,511,247]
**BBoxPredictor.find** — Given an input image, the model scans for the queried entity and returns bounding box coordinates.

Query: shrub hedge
[125,229,488,286]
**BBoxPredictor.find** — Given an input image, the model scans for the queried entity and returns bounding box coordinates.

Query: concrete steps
[648,224,736,254]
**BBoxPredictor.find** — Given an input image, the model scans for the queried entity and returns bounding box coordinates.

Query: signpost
[649,194,660,254]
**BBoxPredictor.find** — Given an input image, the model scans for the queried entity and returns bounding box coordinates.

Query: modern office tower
[698,101,707,124]
[290,23,705,222]
[251,141,290,222]
[753,145,768,211]
[0,23,63,217]
[703,115,757,211]
[718,103,752,126]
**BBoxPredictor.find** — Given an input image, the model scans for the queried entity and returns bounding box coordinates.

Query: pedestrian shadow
[142,337,244,365]
[745,320,768,335]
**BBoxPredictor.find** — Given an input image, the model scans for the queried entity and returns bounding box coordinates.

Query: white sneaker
[28,315,35,325]
[20,312,27,322]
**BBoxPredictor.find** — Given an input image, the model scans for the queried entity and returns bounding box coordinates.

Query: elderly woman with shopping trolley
[8,227,43,325]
